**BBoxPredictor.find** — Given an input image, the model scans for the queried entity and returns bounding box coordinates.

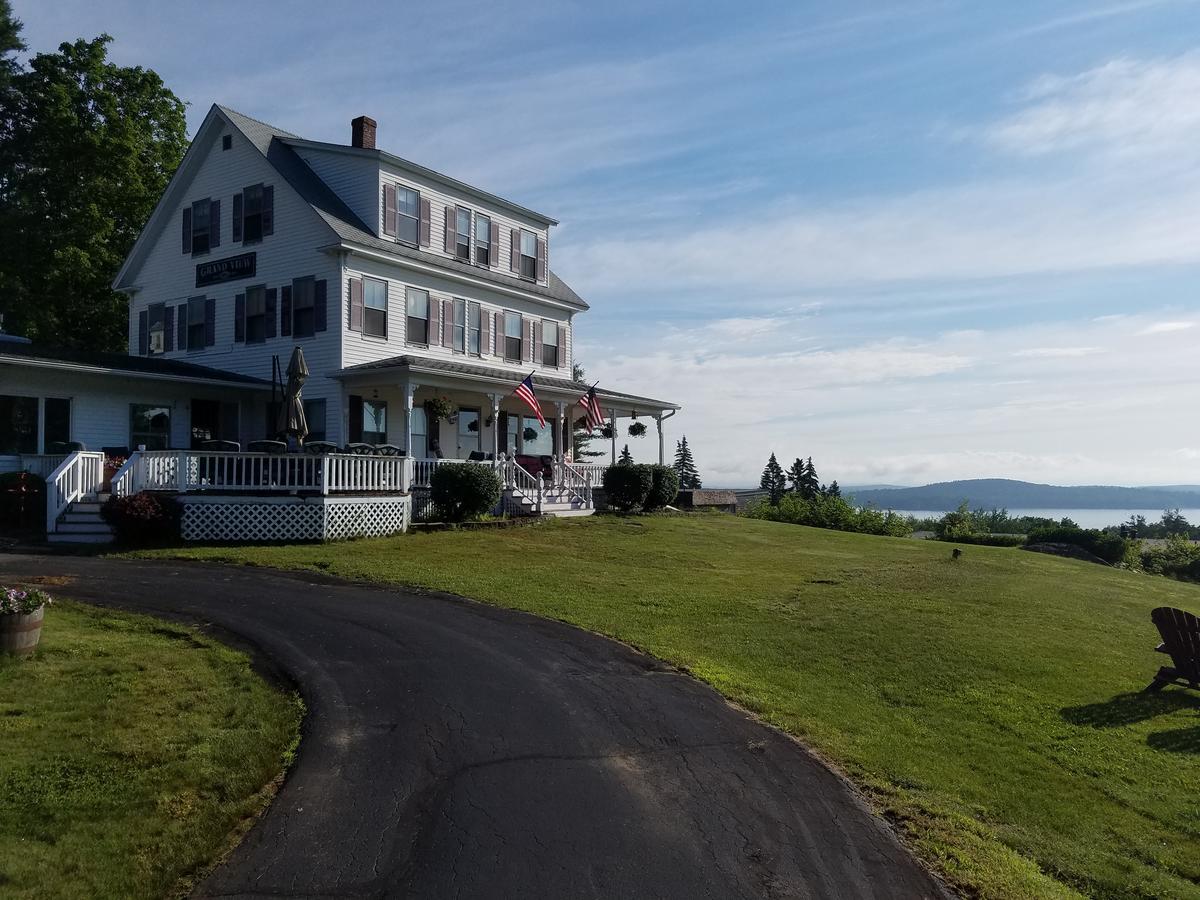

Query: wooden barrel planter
[0,605,45,657]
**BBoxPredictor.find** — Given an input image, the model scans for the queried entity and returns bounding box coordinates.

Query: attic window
[222,135,232,151]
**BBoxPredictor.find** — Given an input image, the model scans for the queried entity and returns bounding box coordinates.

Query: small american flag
[514,373,546,427]
[579,384,605,431]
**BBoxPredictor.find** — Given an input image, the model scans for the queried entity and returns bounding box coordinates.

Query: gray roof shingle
[218,106,589,310]
[0,341,271,387]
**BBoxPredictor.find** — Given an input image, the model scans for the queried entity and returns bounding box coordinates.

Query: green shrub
[643,465,680,511]
[430,464,502,521]
[1140,535,1200,581]
[101,492,181,546]
[938,533,1025,548]
[744,493,913,538]
[0,471,46,532]
[1025,523,1131,565]
[603,464,652,512]
[935,502,977,539]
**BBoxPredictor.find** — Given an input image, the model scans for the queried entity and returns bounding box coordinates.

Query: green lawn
[134,515,1200,899]
[0,600,302,900]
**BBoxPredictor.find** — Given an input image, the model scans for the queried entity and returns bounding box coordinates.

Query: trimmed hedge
[937,533,1025,548]
[603,464,653,512]
[101,492,181,546]
[1025,524,1128,565]
[643,465,680,511]
[430,463,502,521]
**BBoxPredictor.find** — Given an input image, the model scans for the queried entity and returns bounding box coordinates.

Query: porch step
[47,531,113,545]
[543,507,595,518]
[55,521,113,534]
[70,501,104,514]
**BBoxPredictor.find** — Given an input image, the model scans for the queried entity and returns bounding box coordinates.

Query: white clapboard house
[0,105,679,542]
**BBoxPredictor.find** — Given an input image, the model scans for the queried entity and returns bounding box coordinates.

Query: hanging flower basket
[424,396,457,421]
[627,421,647,438]
[522,426,539,442]
[1,586,52,657]
[599,423,614,439]
[467,419,479,432]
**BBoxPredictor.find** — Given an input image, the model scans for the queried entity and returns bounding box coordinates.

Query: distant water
[898,509,1200,530]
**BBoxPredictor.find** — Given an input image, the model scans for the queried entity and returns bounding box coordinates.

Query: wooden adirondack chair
[1146,607,1200,693]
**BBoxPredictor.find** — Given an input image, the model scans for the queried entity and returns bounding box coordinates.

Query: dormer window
[475,214,491,266]
[455,208,471,262]
[397,187,420,244]
[519,230,537,279]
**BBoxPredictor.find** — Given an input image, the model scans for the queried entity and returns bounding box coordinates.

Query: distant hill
[847,479,1200,511]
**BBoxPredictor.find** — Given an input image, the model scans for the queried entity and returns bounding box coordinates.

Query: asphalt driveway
[0,553,949,899]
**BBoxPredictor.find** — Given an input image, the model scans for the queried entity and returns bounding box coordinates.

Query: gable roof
[0,342,272,389]
[115,105,588,310]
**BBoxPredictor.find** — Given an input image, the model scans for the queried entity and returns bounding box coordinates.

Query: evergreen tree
[673,435,702,489]
[760,453,787,504]
[0,33,187,349]
[785,457,805,494]
[618,444,634,466]
[799,456,820,499]
[0,2,23,94]
[827,480,841,498]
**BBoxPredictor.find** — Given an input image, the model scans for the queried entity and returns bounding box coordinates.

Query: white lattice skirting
[179,495,410,543]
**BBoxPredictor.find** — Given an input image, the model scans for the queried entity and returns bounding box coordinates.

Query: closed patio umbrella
[276,346,309,446]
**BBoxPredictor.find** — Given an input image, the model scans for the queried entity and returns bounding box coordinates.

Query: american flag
[579,385,605,431]
[514,373,546,427]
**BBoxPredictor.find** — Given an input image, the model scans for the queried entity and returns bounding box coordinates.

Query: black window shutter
[280,285,292,337]
[210,198,221,248]
[204,296,216,346]
[182,207,191,254]
[138,309,149,354]
[314,279,327,332]
[262,185,274,235]
[348,395,364,443]
[163,305,175,352]
[232,192,243,242]
[234,293,245,342]
[177,303,187,349]
[265,287,277,339]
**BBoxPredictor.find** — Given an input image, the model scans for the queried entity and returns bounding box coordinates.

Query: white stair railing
[553,462,591,509]
[45,451,105,533]
[110,451,144,498]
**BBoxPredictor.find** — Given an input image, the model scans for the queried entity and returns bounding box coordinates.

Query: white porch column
[609,408,617,464]
[490,393,501,462]
[555,401,567,464]
[403,381,415,457]
[656,414,664,466]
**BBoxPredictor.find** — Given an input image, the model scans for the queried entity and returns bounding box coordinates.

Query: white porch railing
[567,462,606,486]
[125,450,414,495]
[111,451,144,498]
[552,462,592,509]
[410,457,497,490]
[11,454,71,479]
[45,451,105,533]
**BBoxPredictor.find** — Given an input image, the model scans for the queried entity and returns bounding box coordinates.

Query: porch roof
[334,355,681,413]
[0,343,273,390]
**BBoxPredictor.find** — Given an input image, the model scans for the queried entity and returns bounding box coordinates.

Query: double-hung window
[455,208,472,262]
[0,395,38,453]
[468,302,482,355]
[186,297,206,350]
[245,286,266,343]
[130,404,171,450]
[362,277,387,338]
[148,303,166,355]
[519,230,537,279]
[242,183,264,243]
[406,288,429,345]
[397,187,419,244]
[190,200,211,254]
[452,298,466,352]
[504,312,523,362]
[292,276,315,338]
[474,214,491,266]
[542,320,559,367]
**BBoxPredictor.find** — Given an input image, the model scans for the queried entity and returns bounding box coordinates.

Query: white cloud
[1013,347,1104,358]
[1138,320,1195,334]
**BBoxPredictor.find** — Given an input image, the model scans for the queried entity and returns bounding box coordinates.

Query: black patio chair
[247,440,288,454]
[1147,606,1200,693]
[344,442,377,456]
[201,439,241,452]
[303,441,338,455]
[373,444,403,456]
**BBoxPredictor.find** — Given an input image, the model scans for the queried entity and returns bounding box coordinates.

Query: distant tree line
[747,452,897,537]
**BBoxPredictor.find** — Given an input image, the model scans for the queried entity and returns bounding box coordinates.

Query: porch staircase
[48,494,114,545]
[505,482,594,518]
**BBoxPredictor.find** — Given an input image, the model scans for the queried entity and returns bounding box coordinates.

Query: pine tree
[799,456,820,500]
[827,480,841,498]
[673,435,702,489]
[618,444,634,466]
[760,453,786,504]
[785,457,806,494]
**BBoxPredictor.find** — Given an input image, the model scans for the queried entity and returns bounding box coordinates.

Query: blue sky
[15,0,1200,486]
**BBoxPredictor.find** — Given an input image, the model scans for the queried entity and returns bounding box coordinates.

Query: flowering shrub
[1,586,52,615]
[101,492,182,546]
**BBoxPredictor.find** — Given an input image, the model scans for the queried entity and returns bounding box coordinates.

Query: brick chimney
[351,116,377,150]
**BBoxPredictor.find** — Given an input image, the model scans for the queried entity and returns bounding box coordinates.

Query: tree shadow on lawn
[1062,690,1200,755]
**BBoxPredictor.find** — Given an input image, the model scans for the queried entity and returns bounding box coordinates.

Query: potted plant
[1,586,52,657]
[103,453,128,491]
[424,396,457,421]
[628,421,647,438]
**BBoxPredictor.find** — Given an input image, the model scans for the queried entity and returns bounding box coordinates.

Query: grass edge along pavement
[128,514,1200,900]
[0,597,302,900]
